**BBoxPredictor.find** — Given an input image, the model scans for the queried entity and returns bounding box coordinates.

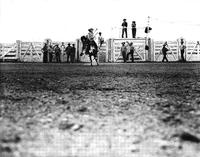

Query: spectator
[71,44,76,63]
[161,42,169,62]
[98,32,104,48]
[65,43,72,63]
[121,42,127,62]
[48,43,54,63]
[60,42,65,58]
[121,19,128,38]
[131,21,136,38]
[180,39,186,62]
[54,44,61,63]
[41,43,48,63]
[126,42,135,62]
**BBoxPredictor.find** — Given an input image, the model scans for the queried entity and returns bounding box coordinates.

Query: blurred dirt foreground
[1,63,200,157]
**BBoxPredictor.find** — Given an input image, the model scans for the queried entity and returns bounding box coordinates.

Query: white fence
[1,39,200,62]
[153,40,179,62]
[110,38,147,62]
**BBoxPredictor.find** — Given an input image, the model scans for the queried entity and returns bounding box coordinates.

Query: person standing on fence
[131,21,136,38]
[54,44,61,63]
[180,39,186,62]
[126,42,135,62]
[42,43,48,63]
[71,44,76,63]
[65,43,72,63]
[121,42,127,62]
[121,19,128,38]
[98,32,104,49]
[161,42,170,62]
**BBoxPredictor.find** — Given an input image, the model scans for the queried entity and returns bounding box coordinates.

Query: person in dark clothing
[48,43,54,63]
[126,42,135,62]
[180,39,186,62]
[42,43,48,63]
[122,19,128,38]
[121,42,127,62]
[54,44,61,63]
[71,44,76,63]
[131,21,136,38]
[162,42,169,62]
[65,43,72,63]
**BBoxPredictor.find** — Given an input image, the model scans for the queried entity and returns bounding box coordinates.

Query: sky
[0,0,200,42]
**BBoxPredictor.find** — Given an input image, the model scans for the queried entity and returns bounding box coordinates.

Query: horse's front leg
[89,55,93,66]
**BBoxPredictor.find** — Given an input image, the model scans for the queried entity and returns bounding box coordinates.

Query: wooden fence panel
[0,43,18,61]
[185,41,200,61]
[20,42,43,62]
[111,38,146,62]
[153,40,178,61]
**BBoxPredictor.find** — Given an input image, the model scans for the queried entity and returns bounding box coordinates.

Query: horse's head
[81,36,86,43]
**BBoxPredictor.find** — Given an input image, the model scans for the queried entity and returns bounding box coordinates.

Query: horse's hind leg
[94,56,99,66]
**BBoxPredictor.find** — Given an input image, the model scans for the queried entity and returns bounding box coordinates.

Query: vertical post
[185,40,187,61]
[111,39,114,62]
[177,38,180,61]
[105,39,109,62]
[16,40,21,62]
[145,16,150,61]
[76,39,79,62]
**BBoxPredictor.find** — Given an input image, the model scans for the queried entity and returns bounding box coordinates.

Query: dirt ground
[1,62,200,157]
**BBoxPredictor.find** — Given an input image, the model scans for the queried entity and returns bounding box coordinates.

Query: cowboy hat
[88,28,94,32]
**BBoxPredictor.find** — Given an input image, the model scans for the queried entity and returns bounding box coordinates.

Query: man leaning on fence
[121,42,127,63]
[126,42,135,62]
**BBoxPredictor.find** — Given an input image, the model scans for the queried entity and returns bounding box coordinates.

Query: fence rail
[1,38,200,62]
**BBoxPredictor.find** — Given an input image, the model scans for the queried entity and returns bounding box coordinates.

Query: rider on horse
[80,28,99,66]
[87,28,98,49]
[81,28,98,55]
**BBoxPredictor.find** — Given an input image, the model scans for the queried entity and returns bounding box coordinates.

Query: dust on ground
[1,63,200,157]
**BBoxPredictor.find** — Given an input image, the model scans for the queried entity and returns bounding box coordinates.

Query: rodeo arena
[1,17,200,157]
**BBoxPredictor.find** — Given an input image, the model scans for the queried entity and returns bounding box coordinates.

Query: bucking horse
[80,36,99,66]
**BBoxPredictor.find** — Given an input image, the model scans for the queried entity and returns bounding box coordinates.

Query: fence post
[16,40,21,62]
[75,39,79,62]
[151,39,154,62]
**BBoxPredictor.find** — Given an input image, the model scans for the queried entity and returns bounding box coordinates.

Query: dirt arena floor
[1,62,200,157]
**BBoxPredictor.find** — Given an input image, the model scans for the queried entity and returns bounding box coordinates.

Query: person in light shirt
[126,42,135,62]
[121,42,127,62]
[87,28,95,41]
[86,28,98,49]
[179,39,186,62]
[97,32,104,48]
[131,21,136,38]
